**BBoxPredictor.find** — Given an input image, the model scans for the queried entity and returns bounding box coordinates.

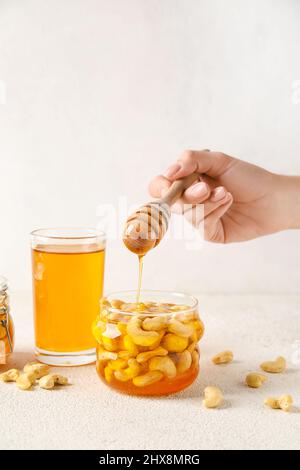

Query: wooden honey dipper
[123,173,199,255]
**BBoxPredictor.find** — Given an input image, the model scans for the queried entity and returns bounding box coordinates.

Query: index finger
[164,150,234,180]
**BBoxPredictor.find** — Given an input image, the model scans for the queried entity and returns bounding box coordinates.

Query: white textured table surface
[1,293,300,450]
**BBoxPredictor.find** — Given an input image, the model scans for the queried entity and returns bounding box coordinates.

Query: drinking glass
[31,228,105,366]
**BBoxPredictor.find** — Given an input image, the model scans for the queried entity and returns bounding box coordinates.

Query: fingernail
[211,187,226,202]
[189,182,208,198]
[164,163,182,178]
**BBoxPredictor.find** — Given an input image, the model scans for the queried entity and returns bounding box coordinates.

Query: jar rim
[104,289,198,316]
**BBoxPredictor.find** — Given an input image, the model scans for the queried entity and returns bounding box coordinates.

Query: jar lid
[0,276,8,292]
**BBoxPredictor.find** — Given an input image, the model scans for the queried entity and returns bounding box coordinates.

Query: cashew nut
[0,368,20,382]
[127,317,159,347]
[107,358,128,371]
[203,386,223,409]
[187,341,197,353]
[110,299,123,309]
[142,316,168,331]
[132,370,164,387]
[24,362,50,379]
[162,333,188,353]
[191,349,199,368]
[149,356,177,378]
[245,372,267,388]
[167,319,194,338]
[104,366,114,383]
[101,335,119,352]
[174,311,197,323]
[264,395,293,412]
[195,319,205,340]
[39,374,68,389]
[114,359,141,382]
[118,350,136,360]
[100,297,111,308]
[51,374,68,385]
[122,334,139,355]
[176,350,192,374]
[117,322,128,336]
[16,372,36,390]
[212,350,233,365]
[97,350,118,361]
[260,356,286,373]
[136,347,168,363]
[147,330,166,350]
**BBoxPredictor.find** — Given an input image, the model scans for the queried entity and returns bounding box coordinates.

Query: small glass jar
[93,290,204,396]
[0,277,14,365]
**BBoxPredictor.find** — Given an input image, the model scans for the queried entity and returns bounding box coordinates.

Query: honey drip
[136,255,144,304]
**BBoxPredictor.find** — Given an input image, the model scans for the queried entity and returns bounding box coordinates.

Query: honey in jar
[0,277,14,365]
[93,290,204,396]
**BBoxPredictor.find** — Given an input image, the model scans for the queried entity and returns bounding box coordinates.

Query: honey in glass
[31,228,105,366]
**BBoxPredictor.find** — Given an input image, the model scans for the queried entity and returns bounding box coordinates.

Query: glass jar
[93,290,204,396]
[0,277,14,365]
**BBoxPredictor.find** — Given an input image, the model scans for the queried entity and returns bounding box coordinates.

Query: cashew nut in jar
[95,295,204,395]
[136,347,168,364]
[162,333,189,353]
[97,349,118,362]
[107,358,127,371]
[149,356,177,378]
[132,370,164,387]
[114,359,141,382]
[127,317,159,347]
[142,316,168,331]
[167,319,194,338]
[176,350,192,374]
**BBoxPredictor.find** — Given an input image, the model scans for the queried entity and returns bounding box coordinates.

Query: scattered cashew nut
[212,350,233,365]
[265,395,293,412]
[0,368,20,382]
[16,372,36,390]
[260,356,286,373]
[203,386,223,409]
[245,372,267,388]
[24,362,50,379]
[39,374,68,389]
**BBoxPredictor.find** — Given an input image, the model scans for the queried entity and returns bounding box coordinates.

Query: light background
[0,0,299,294]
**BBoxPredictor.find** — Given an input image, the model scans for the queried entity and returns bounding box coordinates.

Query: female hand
[149,150,300,243]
